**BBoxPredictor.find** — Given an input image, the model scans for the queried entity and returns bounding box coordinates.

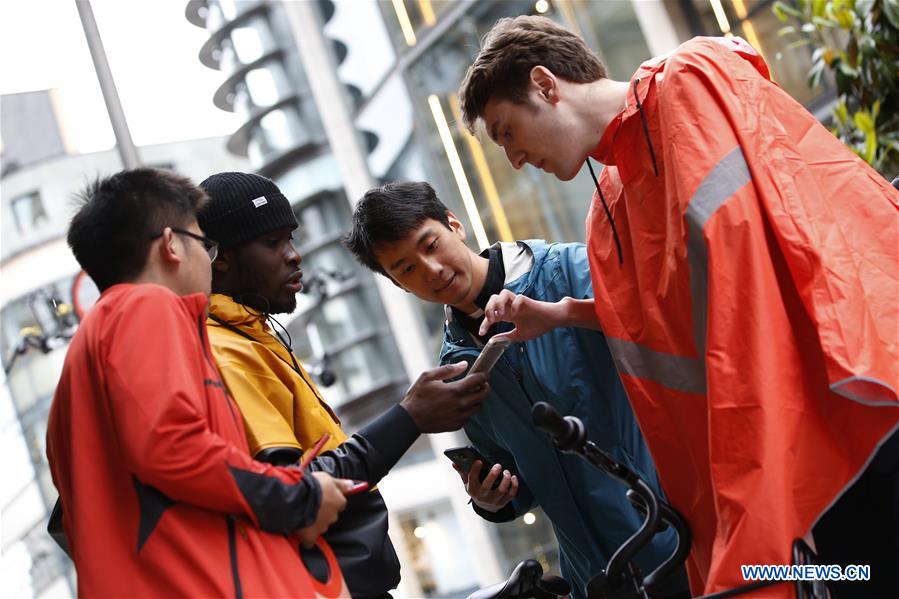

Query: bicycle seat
[468,560,544,599]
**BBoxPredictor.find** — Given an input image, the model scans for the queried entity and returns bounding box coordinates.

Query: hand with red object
[297,472,354,548]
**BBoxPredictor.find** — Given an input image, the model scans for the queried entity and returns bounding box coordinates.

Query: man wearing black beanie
[198,171,490,597]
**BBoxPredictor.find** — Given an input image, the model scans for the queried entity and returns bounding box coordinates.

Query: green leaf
[778,24,798,36]
[788,38,815,50]
[834,99,849,126]
[854,110,876,134]
[773,2,789,21]
[873,99,881,121]
[833,8,856,28]
[813,0,827,19]
[855,0,875,16]
[838,61,860,78]
[859,34,877,55]
[865,132,877,164]
[773,1,807,20]
[808,59,827,88]
[884,0,899,30]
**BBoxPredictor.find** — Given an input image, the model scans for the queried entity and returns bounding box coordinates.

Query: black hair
[67,168,207,291]
[343,181,451,276]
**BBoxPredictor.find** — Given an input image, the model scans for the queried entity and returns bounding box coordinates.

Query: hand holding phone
[467,337,511,377]
[444,446,518,512]
[443,446,501,489]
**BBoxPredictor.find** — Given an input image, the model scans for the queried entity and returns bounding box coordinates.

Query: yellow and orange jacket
[586,37,898,595]
[206,293,346,459]
[206,293,410,597]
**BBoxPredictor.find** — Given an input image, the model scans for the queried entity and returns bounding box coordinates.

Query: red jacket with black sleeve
[46,283,346,598]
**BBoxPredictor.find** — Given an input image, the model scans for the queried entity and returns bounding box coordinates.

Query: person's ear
[157,228,184,265]
[530,66,558,104]
[446,211,467,241]
[212,247,232,274]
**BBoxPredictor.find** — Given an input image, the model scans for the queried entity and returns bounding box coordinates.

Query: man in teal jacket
[344,181,688,599]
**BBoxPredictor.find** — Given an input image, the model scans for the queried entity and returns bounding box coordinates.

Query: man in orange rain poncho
[459,15,898,598]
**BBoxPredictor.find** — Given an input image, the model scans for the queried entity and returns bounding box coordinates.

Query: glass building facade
[186,0,413,433]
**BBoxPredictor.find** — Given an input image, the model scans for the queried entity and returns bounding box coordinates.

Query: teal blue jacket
[439,240,678,598]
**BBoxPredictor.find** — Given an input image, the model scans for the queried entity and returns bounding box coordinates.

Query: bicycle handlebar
[531,401,691,597]
[531,402,581,450]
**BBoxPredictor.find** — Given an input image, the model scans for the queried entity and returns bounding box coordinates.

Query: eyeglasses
[150,227,219,261]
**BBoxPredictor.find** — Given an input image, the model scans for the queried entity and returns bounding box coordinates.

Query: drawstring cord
[267,312,326,404]
[586,158,623,265]
[211,296,326,403]
[267,314,298,371]
[633,78,659,177]
[585,77,661,267]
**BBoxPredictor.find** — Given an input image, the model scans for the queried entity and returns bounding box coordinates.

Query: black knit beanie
[197,172,297,248]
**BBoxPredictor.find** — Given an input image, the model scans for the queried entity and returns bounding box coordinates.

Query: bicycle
[467,402,831,599]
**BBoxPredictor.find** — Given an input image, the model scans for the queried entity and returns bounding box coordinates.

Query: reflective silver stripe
[606,147,752,396]
[686,146,752,372]
[606,336,707,395]
[686,147,752,231]
[831,376,899,407]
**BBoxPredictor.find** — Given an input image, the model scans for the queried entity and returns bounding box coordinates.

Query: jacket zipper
[198,315,241,428]
[517,342,584,516]
[515,344,538,407]
[226,516,244,599]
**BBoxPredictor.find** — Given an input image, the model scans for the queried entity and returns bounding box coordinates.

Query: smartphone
[443,446,502,489]
[345,480,370,496]
[468,337,511,377]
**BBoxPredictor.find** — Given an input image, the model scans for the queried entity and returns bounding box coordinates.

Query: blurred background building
[1,1,829,597]
[1,89,251,597]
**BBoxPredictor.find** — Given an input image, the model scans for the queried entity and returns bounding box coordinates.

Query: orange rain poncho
[586,37,898,595]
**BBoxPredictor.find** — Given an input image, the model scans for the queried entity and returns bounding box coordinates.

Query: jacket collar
[208,293,268,333]
[442,240,550,349]
[503,239,549,297]
[102,283,209,318]
[591,64,657,166]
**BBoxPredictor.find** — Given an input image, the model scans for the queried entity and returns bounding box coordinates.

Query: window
[381,0,455,48]
[491,508,560,578]
[11,191,47,235]
[680,0,827,106]
[398,502,481,596]
[294,191,350,248]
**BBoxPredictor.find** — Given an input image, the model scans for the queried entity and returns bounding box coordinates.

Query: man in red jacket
[459,15,898,599]
[47,168,351,597]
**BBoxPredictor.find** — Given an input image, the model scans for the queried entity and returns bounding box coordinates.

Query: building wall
[0,91,68,177]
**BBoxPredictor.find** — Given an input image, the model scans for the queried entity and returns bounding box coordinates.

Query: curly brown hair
[459,15,607,133]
